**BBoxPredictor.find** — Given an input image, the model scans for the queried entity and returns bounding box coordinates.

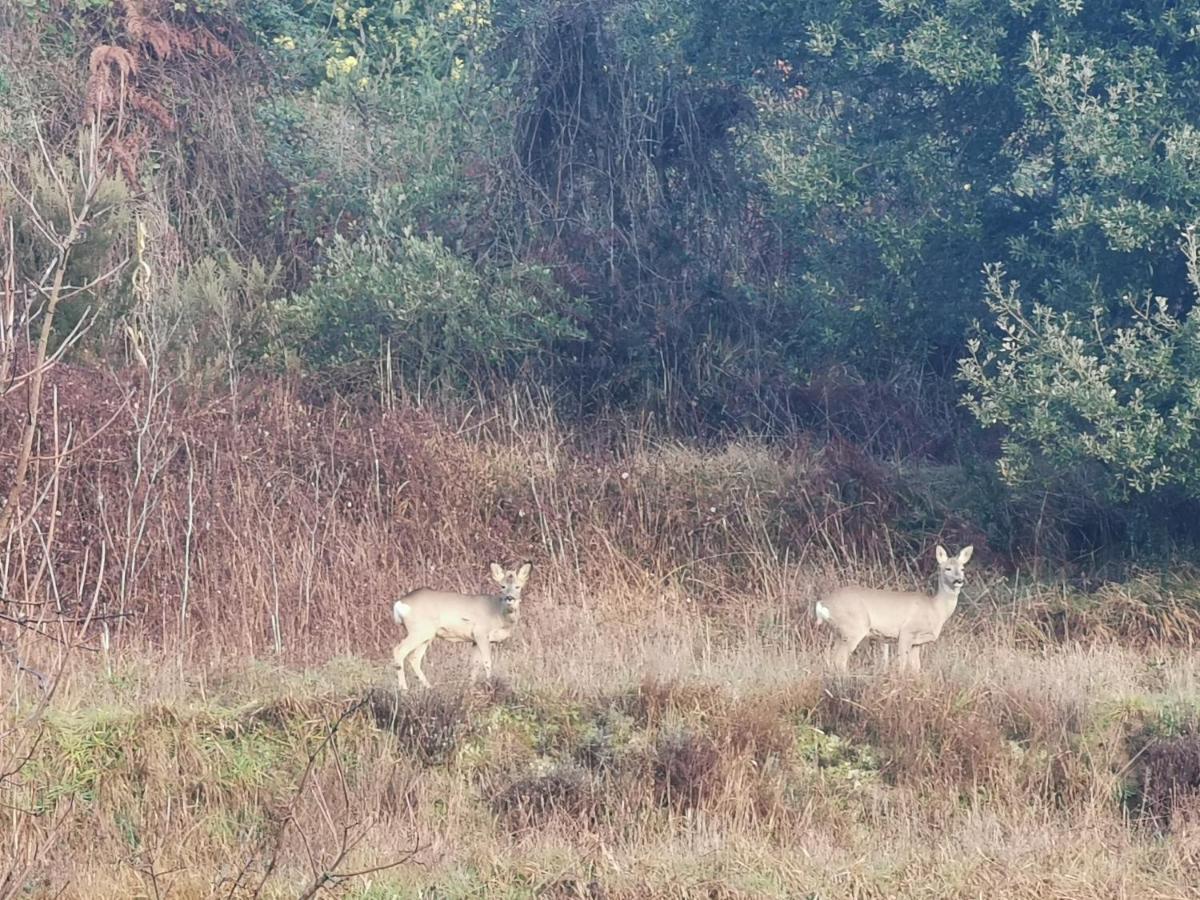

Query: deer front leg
[471,637,493,682]
[897,633,915,675]
[830,630,865,672]
[906,644,922,673]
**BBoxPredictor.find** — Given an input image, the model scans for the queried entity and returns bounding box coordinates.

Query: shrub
[367,686,477,766]
[652,727,723,812]
[815,678,1014,791]
[274,229,583,393]
[490,762,600,829]
[959,232,1200,506]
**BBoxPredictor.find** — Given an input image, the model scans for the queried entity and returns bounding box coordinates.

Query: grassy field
[4,603,1199,898]
[3,383,1200,898]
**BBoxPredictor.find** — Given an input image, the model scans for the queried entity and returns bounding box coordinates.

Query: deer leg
[831,631,865,672]
[879,641,891,670]
[897,634,915,675]
[906,644,922,673]
[392,633,425,691]
[471,637,493,682]
[409,640,433,688]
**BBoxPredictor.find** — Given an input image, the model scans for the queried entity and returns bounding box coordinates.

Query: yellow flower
[325,55,360,80]
[273,35,297,50]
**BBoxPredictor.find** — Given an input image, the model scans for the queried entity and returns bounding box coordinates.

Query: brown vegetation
[1,373,1198,897]
[82,0,233,187]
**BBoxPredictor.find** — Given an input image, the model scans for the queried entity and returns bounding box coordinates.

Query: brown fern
[84,65,115,123]
[129,91,176,131]
[109,138,140,186]
[123,0,179,59]
[122,0,231,62]
[89,44,139,78]
[191,27,234,62]
[85,46,138,123]
[82,0,233,187]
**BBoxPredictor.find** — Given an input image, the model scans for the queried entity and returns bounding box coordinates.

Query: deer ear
[935,545,949,564]
[958,545,974,564]
[489,563,506,584]
[516,562,532,587]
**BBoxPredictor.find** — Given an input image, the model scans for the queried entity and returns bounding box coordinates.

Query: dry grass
[2,633,1198,898]
[3,373,1200,897]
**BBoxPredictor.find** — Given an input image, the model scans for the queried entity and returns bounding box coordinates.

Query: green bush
[959,229,1200,502]
[174,254,282,385]
[275,228,583,391]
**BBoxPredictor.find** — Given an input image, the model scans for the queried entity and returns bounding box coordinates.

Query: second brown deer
[815,545,973,672]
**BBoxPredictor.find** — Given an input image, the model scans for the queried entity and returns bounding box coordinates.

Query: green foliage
[173,254,282,382]
[796,726,880,789]
[247,0,511,259]
[34,708,135,807]
[1,148,134,347]
[197,725,288,788]
[669,0,1200,376]
[276,228,583,391]
[960,231,1200,501]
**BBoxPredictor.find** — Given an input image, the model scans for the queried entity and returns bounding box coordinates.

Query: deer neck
[498,596,520,624]
[932,581,961,621]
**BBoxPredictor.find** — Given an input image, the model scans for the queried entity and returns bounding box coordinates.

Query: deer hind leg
[897,633,916,674]
[409,640,433,688]
[392,633,426,691]
[830,630,866,672]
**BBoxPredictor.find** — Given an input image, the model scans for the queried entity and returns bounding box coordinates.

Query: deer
[814,545,973,673]
[390,562,532,691]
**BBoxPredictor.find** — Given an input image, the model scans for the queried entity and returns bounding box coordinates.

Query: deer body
[391,562,531,690]
[815,545,973,672]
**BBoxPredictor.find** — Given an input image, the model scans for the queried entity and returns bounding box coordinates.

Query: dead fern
[81,0,233,186]
[192,27,235,62]
[129,92,176,132]
[84,46,138,124]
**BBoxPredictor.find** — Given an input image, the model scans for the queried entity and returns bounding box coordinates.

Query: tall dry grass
[2,369,1200,898]
[0,367,984,665]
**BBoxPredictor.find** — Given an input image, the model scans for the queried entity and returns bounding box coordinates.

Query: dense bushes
[276,230,582,392]
[9,0,1200,547]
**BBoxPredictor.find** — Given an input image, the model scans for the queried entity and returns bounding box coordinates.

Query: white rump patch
[814,601,832,623]
[393,600,411,624]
